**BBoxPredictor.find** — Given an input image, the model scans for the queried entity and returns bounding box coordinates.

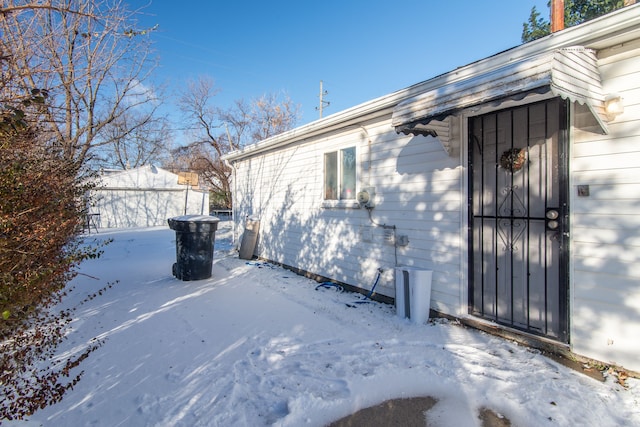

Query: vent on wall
[395,267,433,324]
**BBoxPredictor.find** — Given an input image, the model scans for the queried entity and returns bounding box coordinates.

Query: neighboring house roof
[98,165,188,191]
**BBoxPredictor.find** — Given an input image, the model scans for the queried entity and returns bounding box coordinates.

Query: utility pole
[316,80,330,119]
[225,123,235,150]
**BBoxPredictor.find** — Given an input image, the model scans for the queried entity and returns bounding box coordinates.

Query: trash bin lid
[168,215,220,232]
[170,215,220,223]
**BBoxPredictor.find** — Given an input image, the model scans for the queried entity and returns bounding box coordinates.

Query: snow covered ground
[8,221,640,426]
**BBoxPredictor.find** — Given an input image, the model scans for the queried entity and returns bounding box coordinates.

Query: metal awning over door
[392,47,608,136]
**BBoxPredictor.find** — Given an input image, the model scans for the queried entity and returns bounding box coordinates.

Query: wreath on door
[499,148,526,173]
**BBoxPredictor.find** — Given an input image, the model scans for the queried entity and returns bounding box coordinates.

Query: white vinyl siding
[92,166,208,228]
[226,7,640,373]
[569,41,640,369]
[232,118,464,314]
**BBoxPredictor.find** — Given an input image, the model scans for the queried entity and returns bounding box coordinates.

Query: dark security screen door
[469,98,568,342]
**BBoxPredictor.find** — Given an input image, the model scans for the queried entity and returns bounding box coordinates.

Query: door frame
[464,96,571,343]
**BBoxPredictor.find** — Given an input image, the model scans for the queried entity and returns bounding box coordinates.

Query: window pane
[341,147,356,199]
[324,152,337,200]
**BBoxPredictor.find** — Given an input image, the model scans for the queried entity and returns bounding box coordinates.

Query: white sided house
[224,6,640,373]
[91,165,209,228]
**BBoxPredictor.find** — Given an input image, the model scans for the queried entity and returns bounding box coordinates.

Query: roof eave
[223,4,640,162]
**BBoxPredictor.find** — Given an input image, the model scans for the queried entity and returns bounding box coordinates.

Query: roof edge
[224,4,640,162]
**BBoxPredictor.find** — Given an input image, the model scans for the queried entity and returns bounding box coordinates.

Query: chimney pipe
[551,0,565,33]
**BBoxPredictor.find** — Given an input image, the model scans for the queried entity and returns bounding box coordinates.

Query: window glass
[340,147,356,199]
[324,151,338,200]
[324,147,356,201]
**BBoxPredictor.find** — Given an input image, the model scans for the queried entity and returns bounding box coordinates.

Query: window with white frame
[324,146,356,200]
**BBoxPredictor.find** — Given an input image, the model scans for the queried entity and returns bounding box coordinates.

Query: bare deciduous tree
[246,92,299,143]
[216,93,300,149]
[0,0,160,166]
[175,77,231,207]
[1,3,160,416]
[176,76,300,209]
[92,107,173,170]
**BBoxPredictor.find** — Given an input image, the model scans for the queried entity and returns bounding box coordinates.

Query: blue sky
[130,0,550,132]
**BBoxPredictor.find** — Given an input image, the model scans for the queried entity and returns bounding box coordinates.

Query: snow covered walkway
[9,222,639,426]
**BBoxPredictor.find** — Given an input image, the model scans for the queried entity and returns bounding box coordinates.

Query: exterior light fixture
[604,94,624,120]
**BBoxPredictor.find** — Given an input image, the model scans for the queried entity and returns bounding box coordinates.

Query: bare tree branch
[175,76,300,209]
[0,0,160,166]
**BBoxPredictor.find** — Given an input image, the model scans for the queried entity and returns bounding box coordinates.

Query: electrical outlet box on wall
[357,187,375,208]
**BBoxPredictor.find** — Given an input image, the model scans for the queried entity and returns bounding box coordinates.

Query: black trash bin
[168,215,220,281]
